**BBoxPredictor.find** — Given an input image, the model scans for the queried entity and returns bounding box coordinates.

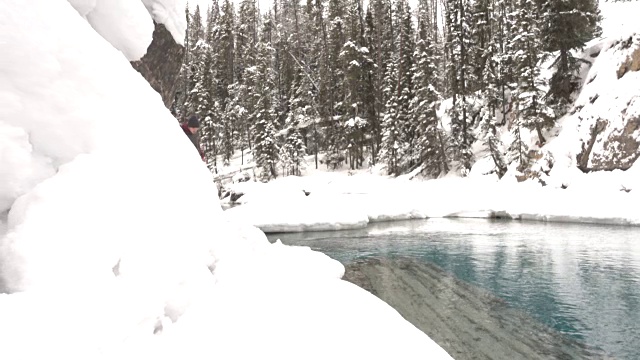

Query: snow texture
[0,1,452,359]
[67,0,187,60]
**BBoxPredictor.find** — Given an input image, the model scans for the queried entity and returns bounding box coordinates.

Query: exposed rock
[574,34,640,172]
[577,118,608,172]
[616,37,640,79]
[589,113,640,171]
[131,22,184,109]
[230,191,244,202]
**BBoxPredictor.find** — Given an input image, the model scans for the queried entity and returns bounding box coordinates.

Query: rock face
[131,22,184,109]
[575,34,640,172]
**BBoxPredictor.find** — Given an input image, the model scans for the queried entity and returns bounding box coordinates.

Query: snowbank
[0,1,452,359]
[225,173,640,233]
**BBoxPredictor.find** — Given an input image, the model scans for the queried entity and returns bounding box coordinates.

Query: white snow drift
[0,1,452,359]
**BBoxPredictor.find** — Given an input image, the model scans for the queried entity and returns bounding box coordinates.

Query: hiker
[181,115,204,160]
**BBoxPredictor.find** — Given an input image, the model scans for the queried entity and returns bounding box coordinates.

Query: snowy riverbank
[223,169,640,233]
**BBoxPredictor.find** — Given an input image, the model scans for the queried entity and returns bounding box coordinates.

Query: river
[266,218,640,359]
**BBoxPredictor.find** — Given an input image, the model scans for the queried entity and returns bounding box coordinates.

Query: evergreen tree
[191,5,205,41]
[199,10,221,170]
[280,96,308,176]
[476,0,510,178]
[215,0,235,105]
[393,0,416,171]
[541,0,601,113]
[366,0,394,159]
[250,22,280,181]
[469,0,492,93]
[235,0,258,84]
[324,0,348,169]
[379,61,402,175]
[444,0,475,173]
[292,0,325,169]
[507,122,529,172]
[172,4,193,118]
[511,0,553,146]
[200,102,223,172]
[412,0,449,177]
[185,39,209,117]
[341,0,370,170]
[232,0,259,162]
[362,6,379,163]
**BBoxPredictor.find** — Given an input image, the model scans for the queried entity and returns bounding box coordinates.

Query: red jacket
[181,124,205,160]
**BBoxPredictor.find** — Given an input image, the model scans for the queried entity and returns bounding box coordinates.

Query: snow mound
[0,1,453,359]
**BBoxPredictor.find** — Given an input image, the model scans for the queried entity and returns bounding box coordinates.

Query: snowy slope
[0,1,452,359]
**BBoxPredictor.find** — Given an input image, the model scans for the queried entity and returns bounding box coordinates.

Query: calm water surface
[267,218,640,359]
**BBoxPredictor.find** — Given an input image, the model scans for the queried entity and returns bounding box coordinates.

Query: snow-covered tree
[365,0,394,160]
[412,0,448,178]
[394,0,416,171]
[511,0,553,146]
[324,0,348,169]
[541,0,601,113]
[280,102,307,176]
[444,0,475,173]
[379,61,402,175]
[250,26,280,181]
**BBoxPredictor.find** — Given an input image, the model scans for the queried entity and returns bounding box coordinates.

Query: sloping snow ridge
[0,1,452,359]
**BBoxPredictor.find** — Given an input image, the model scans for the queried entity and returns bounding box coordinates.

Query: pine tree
[215,0,235,105]
[412,0,449,178]
[511,0,553,146]
[379,61,402,175]
[324,0,348,169]
[280,98,308,176]
[185,39,209,117]
[541,0,601,113]
[251,21,280,181]
[232,0,260,162]
[445,0,475,173]
[477,0,510,178]
[172,4,193,118]
[199,9,221,170]
[366,0,394,159]
[340,0,370,170]
[507,122,529,172]
[362,6,379,163]
[298,0,325,169]
[469,0,492,93]
[235,0,258,84]
[394,0,416,171]
[200,102,223,172]
[191,5,205,42]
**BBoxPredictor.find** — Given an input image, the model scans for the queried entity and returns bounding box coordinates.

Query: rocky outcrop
[579,113,640,172]
[616,37,640,79]
[131,21,184,109]
[574,34,640,172]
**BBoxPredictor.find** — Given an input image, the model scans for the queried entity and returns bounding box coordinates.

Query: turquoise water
[267,218,640,359]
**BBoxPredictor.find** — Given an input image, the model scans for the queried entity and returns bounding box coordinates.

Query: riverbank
[343,257,606,360]
[223,172,640,233]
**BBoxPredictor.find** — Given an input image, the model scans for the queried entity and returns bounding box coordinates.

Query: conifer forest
[172,0,602,181]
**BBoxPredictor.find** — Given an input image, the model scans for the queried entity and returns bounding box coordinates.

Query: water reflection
[267,218,640,359]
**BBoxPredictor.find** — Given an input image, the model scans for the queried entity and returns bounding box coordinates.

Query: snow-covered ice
[0,1,452,359]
